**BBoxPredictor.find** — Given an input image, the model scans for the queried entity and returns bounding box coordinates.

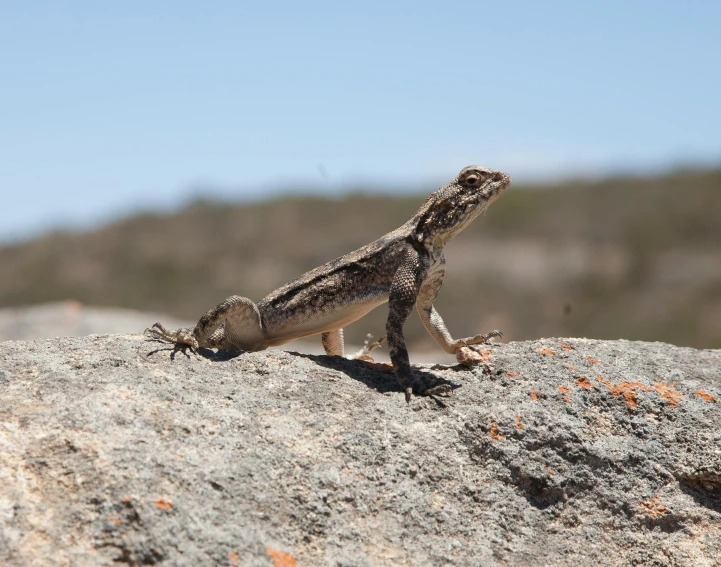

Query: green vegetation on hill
[1,168,720,349]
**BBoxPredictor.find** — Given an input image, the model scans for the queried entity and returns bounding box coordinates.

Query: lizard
[146,165,511,402]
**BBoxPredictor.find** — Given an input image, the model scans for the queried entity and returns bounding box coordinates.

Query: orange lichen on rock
[559,344,574,351]
[619,386,639,408]
[154,498,173,510]
[694,390,717,402]
[639,496,668,519]
[489,422,505,440]
[585,356,600,365]
[617,381,653,408]
[515,415,523,430]
[596,374,615,393]
[575,376,592,388]
[266,547,298,567]
[506,371,520,377]
[229,552,239,564]
[537,348,557,356]
[595,376,653,408]
[566,365,575,370]
[530,389,539,401]
[624,389,639,408]
[621,381,653,392]
[654,382,682,407]
[558,386,572,402]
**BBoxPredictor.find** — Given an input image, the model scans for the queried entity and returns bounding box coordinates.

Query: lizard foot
[404,377,452,403]
[455,330,503,365]
[144,323,200,355]
[349,334,386,362]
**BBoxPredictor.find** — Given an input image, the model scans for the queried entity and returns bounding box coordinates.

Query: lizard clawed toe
[458,330,503,347]
[350,334,386,362]
[144,323,199,354]
[424,383,452,397]
[483,329,503,342]
[144,323,172,343]
[454,330,504,364]
[405,387,413,403]
[404,377,452,403]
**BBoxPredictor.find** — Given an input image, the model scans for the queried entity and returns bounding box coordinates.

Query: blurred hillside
[1,167,719,350]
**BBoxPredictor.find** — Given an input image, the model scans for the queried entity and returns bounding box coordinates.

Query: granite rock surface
[0,334,719,566]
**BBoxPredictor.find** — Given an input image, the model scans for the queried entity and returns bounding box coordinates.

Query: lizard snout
[493,170,512,188]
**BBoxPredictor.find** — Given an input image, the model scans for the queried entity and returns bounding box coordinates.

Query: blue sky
[1,1,719,241]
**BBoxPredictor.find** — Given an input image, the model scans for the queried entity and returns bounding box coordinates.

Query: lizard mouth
[479,172,511,205]
[494,171,512,189]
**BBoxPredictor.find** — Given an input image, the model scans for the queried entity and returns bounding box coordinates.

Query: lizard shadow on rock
[145,343,244,362]
[678,478,721,514]
[295,353,461,399]
[145,342,459,402]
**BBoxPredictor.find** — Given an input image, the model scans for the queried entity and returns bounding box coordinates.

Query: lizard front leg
[321,329,385,361]
[418,305,502,364]
[416,255,502,364]
[386,249,452,402]
[146,295,267,352]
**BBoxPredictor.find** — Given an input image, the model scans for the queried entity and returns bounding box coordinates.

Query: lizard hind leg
[321,329,345,356]
[193,295,266,351]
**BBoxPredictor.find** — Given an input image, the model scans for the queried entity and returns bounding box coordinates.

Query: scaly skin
[146,165,511,401]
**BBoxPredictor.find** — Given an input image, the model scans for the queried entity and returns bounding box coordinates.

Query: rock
[0,335,719,566]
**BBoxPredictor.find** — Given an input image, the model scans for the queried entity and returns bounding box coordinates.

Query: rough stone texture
[0,334,719,566]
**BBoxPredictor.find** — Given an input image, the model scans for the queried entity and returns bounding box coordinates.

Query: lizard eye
[463,172,483,187]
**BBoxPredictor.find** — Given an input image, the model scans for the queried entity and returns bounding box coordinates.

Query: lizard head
[414,165,511,245]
